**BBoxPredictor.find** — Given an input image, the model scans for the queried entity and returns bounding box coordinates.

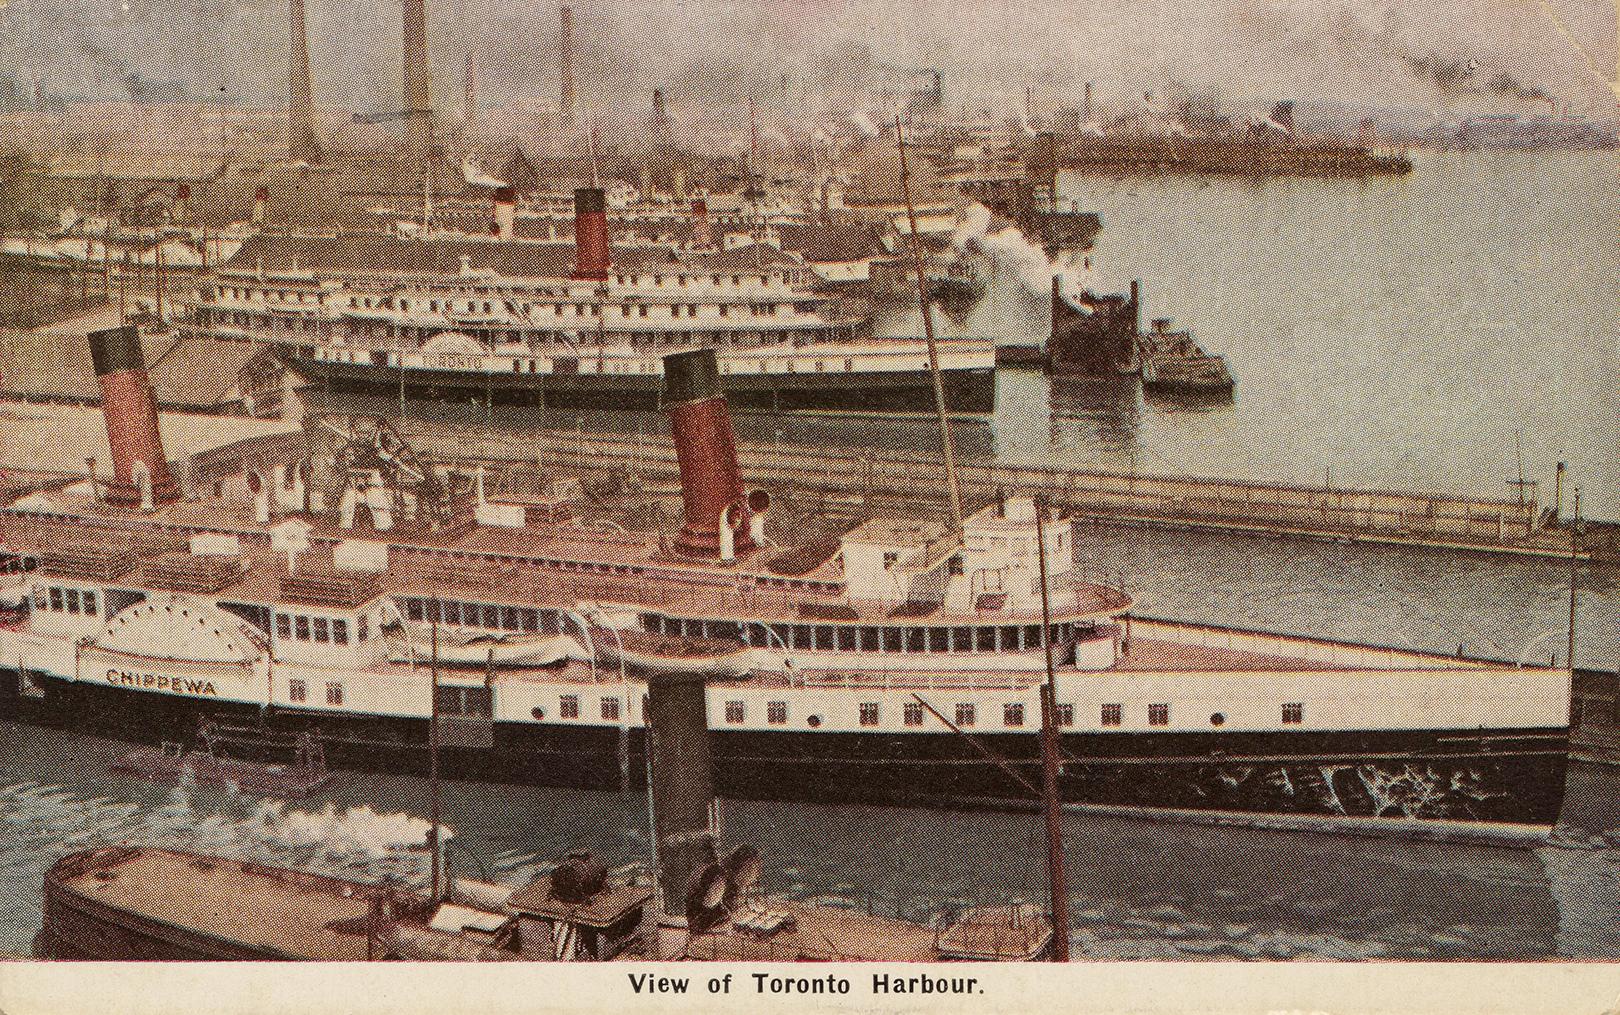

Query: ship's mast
[1032,496,1071,962]
[1567,486,1581,671]
[429,601,443,902]
[895,117,963,532]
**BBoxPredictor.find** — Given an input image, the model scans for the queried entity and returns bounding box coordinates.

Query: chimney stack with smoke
[87,325,179,509]
[572,187,610,280]
[401,0,433,162]
[287,0,320,163]
[652,88,668,124]
[558,5,576,134]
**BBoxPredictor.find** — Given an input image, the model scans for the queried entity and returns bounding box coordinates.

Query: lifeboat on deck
[382,622,573,668]
[591,627,752,676]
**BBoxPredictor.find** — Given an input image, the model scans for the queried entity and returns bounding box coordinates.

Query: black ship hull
[287,355,998,416]
[3,671,1568,837]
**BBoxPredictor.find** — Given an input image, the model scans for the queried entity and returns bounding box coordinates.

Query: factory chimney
[287,0,321,163]
[661,349,764,558]
[491,186,516,240]
[572,187,610,280]
[462,52,477,126]
[400,0,433,162]
[87,326,178,508]
[689,198,712,249]
[558,5,576,133]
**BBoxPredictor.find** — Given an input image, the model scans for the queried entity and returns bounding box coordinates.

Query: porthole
[1210,712,1226,726]
[807,715,823,728]
[531,707,545,721]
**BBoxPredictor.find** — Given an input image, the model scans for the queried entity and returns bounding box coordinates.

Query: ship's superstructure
[0,340,1570,836]
[172,187,997,414]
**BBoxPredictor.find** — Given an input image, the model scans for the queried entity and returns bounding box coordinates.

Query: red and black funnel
[572,187,610,280]
[87,325,178,507]
[661,349,750,557]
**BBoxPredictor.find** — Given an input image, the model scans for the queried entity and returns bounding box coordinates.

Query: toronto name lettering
[105,668,218,697]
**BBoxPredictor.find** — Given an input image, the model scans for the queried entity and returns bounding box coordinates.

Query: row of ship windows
[216,273,799,310]
[394,301,789,318]
[255,296,791,319]
[643,614,1094,653]
[723,701,1307,728]
[535,696,1308,728]
[210,312,851,350]
[273,613,370,645]
[608,273,787,287]
[494,358,859,377]
[32,588,98,615]
[400,597,560,632]
[288,679,344,706]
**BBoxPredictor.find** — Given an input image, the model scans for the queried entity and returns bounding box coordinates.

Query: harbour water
[3,521,1617,961]
[308,150,1618,519]
[1015,149,1619,521]
[3,152,1615,961]
[5,729,1620,962]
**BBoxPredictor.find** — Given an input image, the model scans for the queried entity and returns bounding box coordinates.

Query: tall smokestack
[572,187,610,280]
[287,0,320,163]
[652,88,668,124]
[87,326,178,508]
[645,668,716,923]
[462,52,476,126]
[558,5,576,133]
[690,198,712,249]
[491,186,516,240]
[401,0,433,162]
[661,349,751,557]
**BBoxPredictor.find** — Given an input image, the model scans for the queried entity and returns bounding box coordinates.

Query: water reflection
[1046,374,1142,458]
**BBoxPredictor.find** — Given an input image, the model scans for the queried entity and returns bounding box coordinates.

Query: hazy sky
[0,0,1613,117]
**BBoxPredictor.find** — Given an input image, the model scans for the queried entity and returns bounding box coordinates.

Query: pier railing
[391,420,1549,552]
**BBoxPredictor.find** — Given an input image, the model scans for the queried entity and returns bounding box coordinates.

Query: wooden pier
[372,419,1594,563]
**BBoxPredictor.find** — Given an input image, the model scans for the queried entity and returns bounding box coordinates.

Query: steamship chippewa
[0,328,1569,839]
[172,187,997,415]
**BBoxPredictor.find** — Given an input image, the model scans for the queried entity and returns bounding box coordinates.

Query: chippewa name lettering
[105,668,218,697]
[425,353,483,371]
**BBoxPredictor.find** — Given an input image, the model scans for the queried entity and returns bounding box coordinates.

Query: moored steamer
[0,333,1570,839]
[173,187,997,416]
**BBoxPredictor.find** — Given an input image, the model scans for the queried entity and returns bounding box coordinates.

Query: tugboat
[1138,318,1234,401]
[1048,279,1235,401]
